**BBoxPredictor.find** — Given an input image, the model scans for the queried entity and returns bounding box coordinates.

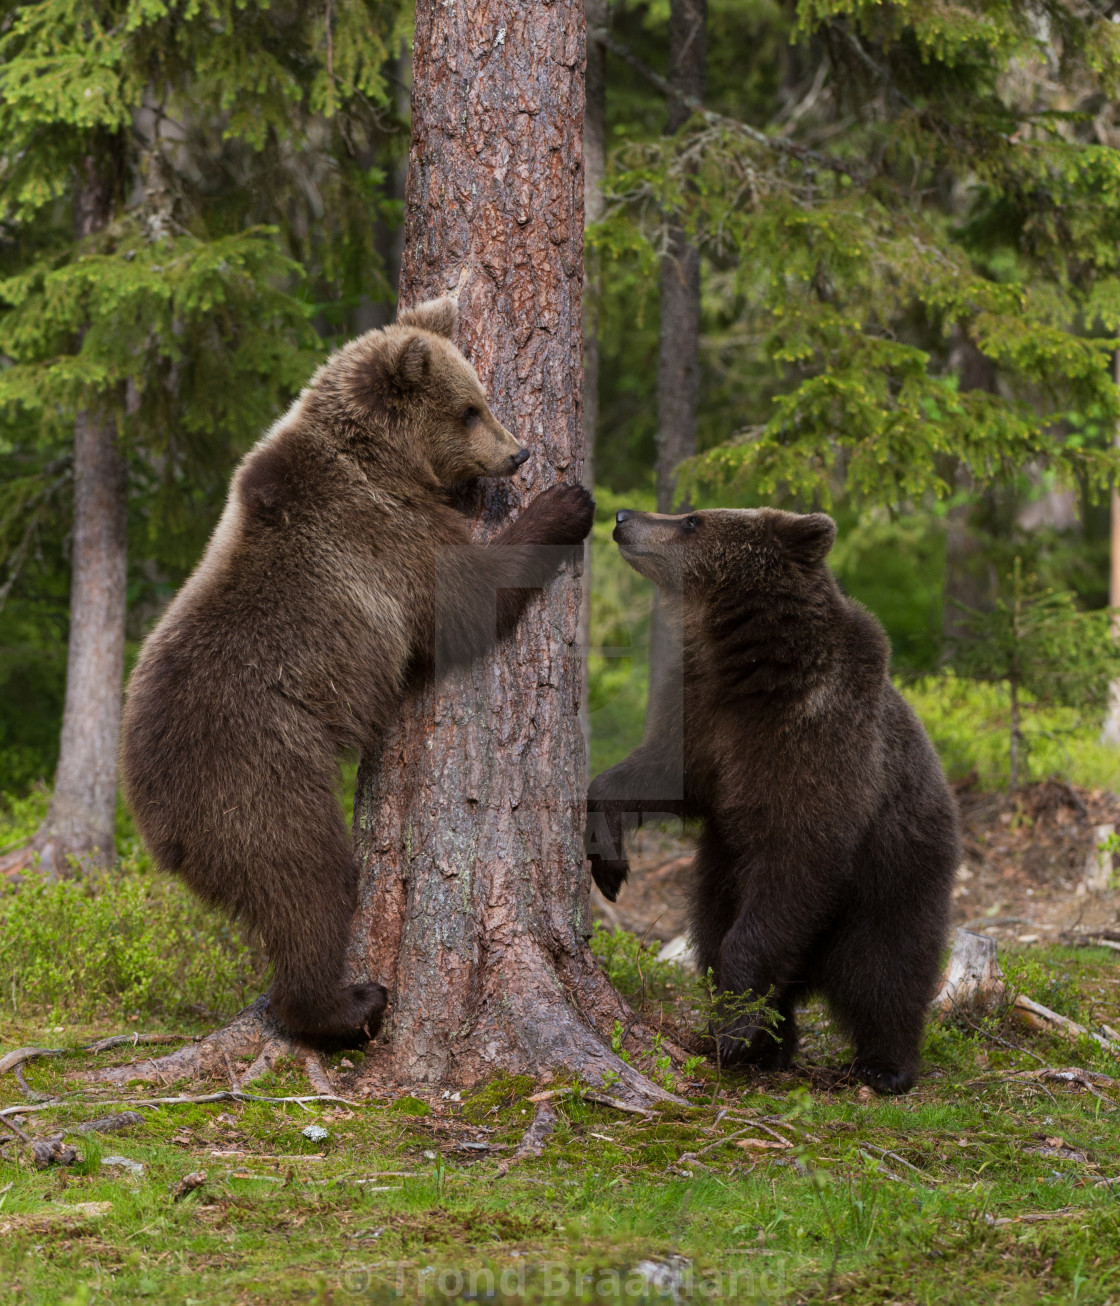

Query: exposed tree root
[0,829,105,880]
[495,1101,557,1177]
[78,997,329,1088]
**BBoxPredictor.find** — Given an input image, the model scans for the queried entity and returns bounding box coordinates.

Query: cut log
[1011,994,1119,1054]
[935,928,1007,1017]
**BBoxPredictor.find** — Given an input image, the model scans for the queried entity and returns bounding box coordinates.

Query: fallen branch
[1,1089,362,1120]
[985,1207,1074,1228]
[1010,1067,1117,1098]
[859,1147,906,1182]
[0,1114,30,1144]
[83,1033,196,1054]
[1011,995,1119,1054]
[527,1088,656,1116]
[937,931,1119,1056]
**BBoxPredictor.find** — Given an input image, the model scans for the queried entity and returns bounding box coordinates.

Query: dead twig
[82,1034,195,1054]
[589,27,857,179]
[985,1207,1074,1227]
[859,1142,937,1185]
[0,1114,30,1144]
[859,1148,906,1182]
[1016,1067,1117,1101]
[1,1090,361,1121]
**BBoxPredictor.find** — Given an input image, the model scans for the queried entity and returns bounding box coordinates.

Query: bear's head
[612,507,836,598]
[331,296,529,486]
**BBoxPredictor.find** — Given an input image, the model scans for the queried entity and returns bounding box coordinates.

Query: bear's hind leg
[819,918,940,1095]
[234,793,387,1044]
[262,844,387,1043]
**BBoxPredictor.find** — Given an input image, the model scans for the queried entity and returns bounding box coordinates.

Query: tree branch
[589,27,857,178]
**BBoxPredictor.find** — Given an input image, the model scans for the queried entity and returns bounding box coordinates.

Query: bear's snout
[613,508,639,543]
[510,447,531,469]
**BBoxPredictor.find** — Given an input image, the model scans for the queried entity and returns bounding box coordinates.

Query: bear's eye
[681,516,699,533]
[462,406,481,427]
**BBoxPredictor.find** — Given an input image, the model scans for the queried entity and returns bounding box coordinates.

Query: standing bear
[586,508,959,1093]
[121,298,594,1043]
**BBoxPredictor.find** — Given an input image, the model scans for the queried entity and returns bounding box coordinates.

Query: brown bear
[585,508,959,1093]
[121,297,594,1043]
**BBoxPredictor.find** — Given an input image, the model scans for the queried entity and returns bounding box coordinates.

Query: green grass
[3,941,1120,1304]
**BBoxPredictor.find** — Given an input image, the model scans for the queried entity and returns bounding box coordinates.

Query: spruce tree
[592,0,1120,509]
[0,0,405,871]
[951,558,1118,791]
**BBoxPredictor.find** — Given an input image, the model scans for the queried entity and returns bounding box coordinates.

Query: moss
[389,1094,431,1117]
[461,1073,536,1123]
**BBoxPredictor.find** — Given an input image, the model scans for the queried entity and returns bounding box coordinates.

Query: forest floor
[2,782,1120,1305]
[597,779,1120,953]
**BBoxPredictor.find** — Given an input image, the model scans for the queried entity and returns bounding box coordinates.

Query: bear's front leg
[585,748,685,901]
[710,864,835,1070]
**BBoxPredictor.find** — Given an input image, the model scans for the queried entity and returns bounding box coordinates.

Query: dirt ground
[592,779,1120,957]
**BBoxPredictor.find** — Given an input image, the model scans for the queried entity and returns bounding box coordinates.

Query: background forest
[5,0,1120,833]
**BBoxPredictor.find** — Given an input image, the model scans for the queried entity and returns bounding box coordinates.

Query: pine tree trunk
[942,327,997,654]
[344,0,681,1100]
[3,158,126,878]
[1008,675,1020,793]
[655,0,705,515]
[38,410,127,872]
[650,0,705,702]
[1100,350,1120,747]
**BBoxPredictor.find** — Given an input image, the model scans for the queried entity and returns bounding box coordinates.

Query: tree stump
[935,928,1007,1018]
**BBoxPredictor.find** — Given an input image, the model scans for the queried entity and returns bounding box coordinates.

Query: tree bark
[2,158,126,878]
[344,0,680,1101]
[38,410,127,871]
[934,929,1005,1019]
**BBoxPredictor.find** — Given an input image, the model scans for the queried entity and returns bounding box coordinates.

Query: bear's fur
[121,298,594,1042]
[586,508,959,1093]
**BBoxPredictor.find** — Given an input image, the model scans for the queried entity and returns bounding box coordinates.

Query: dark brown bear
[121,298,594,1043]
[585,508,959,1093]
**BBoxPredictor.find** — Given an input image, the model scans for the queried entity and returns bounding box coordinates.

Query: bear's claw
[589,856,629,902]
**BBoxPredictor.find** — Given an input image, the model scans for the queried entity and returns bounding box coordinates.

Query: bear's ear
[387,333,432,391]
[397,296,458,339]
[779,512,836,566]
[239,441,292,520]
